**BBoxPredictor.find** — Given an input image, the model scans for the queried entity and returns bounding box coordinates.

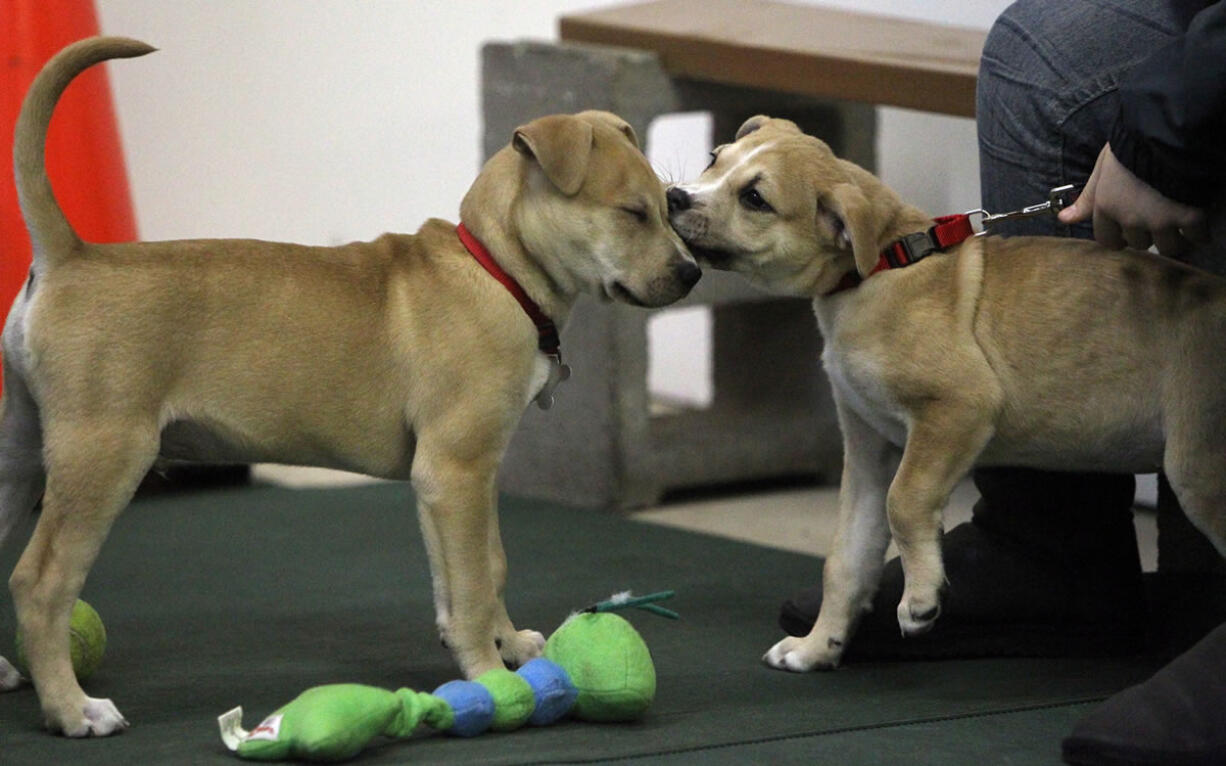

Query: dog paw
[0,657,24,691]
[48,696,129,737]
[762,636,840,672]
[498,628,546,668]
[897,597,941,636]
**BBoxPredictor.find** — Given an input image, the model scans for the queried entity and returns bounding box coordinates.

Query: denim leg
[977,0,1193,237]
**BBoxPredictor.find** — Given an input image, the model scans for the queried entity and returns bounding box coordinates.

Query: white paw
[897,598,941,636]
[0,656,24,691]
[499,628,546,667]
[762,635,841,672]
[55,697,129,737]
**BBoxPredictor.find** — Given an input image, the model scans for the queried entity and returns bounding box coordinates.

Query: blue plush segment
[517,657,579,726]
[432,680,495,737]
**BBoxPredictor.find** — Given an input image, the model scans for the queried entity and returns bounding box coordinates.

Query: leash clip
[967,184,1080,236]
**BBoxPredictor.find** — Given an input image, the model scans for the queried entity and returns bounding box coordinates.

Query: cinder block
[482,41,877,509]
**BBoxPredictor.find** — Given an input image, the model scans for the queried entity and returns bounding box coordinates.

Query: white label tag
[246,713,284,742]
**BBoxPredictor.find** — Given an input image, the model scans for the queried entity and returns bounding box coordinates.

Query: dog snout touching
[666,186,692,213]
[674,259,702,289]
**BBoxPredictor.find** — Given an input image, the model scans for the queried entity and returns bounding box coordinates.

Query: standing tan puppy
[668,115,1226,673]
[0,37,699,736]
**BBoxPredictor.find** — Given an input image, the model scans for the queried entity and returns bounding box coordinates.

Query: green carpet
[0,483,1158,764]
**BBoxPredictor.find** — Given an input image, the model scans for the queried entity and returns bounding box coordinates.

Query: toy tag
[534,360,571,410]
[246,713,284,741]
[218,706,249,752]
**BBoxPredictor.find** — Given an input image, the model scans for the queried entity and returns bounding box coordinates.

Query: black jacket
[1110,0,1226,206]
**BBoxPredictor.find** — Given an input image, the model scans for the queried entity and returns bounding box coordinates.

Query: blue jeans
[977,0,1211,236]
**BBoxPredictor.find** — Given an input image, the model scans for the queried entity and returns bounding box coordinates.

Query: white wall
[94,0,1010,241]
[94,0,1012,403]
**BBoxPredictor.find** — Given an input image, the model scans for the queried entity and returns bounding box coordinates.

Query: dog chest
[822,348,909,447]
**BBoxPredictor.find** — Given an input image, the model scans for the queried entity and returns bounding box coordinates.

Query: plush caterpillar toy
[219,592,675,762]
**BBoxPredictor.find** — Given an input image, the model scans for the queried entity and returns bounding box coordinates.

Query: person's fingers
[1093,206,1126,249]
[1058,175,1095,224]
[1151,228,1189,258]
[1122,226,1153,251]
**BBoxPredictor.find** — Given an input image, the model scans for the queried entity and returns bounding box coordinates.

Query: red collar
[824,214,976,296]
[456,223,561,361]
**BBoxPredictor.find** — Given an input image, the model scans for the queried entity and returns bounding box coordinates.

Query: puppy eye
[740,187,773,213]
[621,206,649,223]
[705,151,718,170]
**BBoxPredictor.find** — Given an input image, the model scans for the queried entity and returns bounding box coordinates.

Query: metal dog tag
[534,359,571,410]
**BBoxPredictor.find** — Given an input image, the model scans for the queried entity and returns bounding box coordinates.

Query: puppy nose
[674,259,702,288]
[666,187,692,213]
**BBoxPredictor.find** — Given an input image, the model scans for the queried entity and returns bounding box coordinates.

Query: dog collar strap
[870,214,975,276]
[456,223,561,361]
[824,214,975,297]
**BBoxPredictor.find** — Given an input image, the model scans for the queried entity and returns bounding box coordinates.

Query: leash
[828,184,1081,295]
[456,223,571,409]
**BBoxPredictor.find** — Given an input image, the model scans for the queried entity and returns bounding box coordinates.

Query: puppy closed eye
[620,205,649,223]
[740,187,773,213]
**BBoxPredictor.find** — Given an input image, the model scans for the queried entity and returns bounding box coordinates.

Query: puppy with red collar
[669,114,1226,673]
[0,37,698,736]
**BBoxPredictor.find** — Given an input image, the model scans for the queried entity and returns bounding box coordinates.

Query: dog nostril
[666,187,691,213]
[676,260,702,287]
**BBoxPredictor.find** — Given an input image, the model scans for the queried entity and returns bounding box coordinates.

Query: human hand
[1058,143,1208,257]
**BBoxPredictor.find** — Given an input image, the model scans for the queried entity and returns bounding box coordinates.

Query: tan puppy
[0,37,698,736]
[668,115,1226,673]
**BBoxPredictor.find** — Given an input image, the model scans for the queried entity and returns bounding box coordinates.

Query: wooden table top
[559,0,987,117]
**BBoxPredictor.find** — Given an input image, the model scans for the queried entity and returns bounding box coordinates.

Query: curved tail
[13,36,156,270]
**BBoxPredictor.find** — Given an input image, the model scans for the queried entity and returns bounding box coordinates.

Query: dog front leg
[412,442,536,678]
[487,509,545,667]
[888,406,994,636]
[765,405,899,671]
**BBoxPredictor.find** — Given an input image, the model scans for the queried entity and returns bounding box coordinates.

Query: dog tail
[13,36,156,270]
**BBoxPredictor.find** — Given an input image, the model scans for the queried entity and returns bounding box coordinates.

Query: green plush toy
[219,591,674,762]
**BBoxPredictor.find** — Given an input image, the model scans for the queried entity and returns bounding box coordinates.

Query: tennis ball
[15,599,106,681]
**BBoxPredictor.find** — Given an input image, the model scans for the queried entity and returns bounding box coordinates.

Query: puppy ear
[615,120,639,149]
[823,183,882,277]
[513,115,594,195]
[735,115,771,140]
[735,115,803,140]
[576,110,639,148]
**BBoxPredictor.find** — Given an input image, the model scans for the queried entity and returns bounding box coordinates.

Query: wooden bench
[484,1,987,510]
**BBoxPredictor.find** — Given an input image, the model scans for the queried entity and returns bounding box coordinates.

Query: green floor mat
[0,483,1157,764]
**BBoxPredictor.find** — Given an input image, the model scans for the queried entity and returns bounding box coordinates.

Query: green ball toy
[543,611,656,722]
[15,599,107,681]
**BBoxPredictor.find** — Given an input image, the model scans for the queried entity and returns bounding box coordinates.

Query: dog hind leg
[0,364,46,691]
[9,416,157,736]
[1163,431,1226,561]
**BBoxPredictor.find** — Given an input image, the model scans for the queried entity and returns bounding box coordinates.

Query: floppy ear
[513,115,594,195]
[735,115,803,140]
[823,183,882,277]
[735,115,770,140]
[576,110,639,148]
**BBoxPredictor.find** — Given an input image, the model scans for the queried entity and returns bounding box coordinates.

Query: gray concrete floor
[253,465,1159,572]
